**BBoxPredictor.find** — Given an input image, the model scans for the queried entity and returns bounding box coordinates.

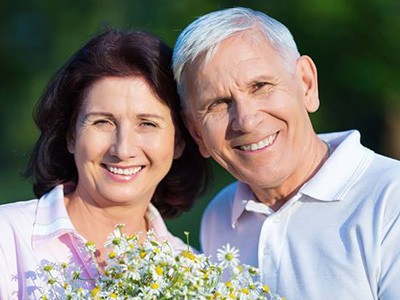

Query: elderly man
[172,7,400,300]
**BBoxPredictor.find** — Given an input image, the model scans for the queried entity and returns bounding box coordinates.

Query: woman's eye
[140,121,157,128]
[94,119,111,125]
[93,119,115,131]
[94,120,108,125]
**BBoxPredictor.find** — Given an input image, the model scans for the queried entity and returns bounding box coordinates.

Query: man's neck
[250,138,330,211]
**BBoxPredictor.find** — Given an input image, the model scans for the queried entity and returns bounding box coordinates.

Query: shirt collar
[300,130,373,201]
[146,203,169,236]
[32,185,75,249]
[147,203,188,251]
[231,182,256,228]
[230,130,373,227]
[32,185,178,249]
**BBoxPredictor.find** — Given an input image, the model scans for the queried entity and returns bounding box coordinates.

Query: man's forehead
[187,35,276,79]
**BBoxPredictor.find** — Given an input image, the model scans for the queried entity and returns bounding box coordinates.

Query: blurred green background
[1,0,399,250]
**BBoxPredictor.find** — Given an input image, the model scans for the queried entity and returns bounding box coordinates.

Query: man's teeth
[108,166,142,176]
[239,134,276,151]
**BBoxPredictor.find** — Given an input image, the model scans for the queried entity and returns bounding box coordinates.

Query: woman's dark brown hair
[25,28,208,218]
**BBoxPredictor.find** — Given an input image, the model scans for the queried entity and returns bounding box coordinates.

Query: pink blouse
[0,185,187,299]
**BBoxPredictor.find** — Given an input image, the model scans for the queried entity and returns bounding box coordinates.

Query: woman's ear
[173,135,185,159]
[296,55,320,113]
[181,110,211,158]
[66,131,75,154]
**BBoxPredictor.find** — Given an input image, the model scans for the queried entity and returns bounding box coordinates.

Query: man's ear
[296,55,320,113]
[181,109,211,158]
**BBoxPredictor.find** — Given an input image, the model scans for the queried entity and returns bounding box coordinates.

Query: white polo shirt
[200,130,400,300]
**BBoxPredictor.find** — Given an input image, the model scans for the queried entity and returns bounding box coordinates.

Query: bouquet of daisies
[40,225,282,299]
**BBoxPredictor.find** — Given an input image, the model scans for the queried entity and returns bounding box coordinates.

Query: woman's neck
[64,191,149,269]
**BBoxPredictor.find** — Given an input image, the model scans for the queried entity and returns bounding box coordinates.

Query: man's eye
[253,82,268,91]
[207,99,231,112]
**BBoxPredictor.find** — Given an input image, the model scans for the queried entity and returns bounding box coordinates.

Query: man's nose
[230,99,263,133]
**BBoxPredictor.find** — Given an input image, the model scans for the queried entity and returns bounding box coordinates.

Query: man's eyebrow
[247,74,275,84]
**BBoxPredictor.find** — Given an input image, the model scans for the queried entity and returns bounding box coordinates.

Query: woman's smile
[68,76,179,206]
[102,164,144,181]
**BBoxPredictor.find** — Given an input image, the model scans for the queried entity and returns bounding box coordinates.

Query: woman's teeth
[107,166,142,175]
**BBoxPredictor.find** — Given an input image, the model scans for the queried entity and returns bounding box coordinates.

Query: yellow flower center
[263,285,270,293]
[225,253,234,261]
[151,282,159,289]
[91,286,101,297]
[181,250,195,260]
[155,266,163,275]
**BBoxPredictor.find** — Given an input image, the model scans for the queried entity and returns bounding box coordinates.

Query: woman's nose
[109,125,140,160]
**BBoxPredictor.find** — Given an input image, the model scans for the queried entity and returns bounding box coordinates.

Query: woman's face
[68,76,183,208]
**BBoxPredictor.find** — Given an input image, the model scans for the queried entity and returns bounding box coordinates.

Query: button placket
[263,244,272,255]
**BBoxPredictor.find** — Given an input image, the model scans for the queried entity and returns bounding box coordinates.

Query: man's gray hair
[172,7,300,105]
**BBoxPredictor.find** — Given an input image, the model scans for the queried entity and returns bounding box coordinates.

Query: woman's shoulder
[0,199,39,226]
[0,186,64,222]
[0,199,39,256]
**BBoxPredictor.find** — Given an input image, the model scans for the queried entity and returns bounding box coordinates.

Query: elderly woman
[0,29,207,299]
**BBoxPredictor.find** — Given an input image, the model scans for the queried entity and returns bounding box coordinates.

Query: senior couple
[1,7,399,300]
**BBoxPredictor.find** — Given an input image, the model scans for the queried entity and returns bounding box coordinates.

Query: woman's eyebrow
[136,113,166,121]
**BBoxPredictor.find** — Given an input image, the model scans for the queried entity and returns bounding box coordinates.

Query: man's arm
[379,204,400,298]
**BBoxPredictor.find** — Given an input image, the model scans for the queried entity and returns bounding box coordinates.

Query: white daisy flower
[217,243,240,268]
[39,228,283,300]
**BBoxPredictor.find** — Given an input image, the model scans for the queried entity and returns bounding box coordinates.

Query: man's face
[183,30,320,197]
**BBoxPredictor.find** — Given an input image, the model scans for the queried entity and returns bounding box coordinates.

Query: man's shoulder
[372,152,400,169]
[200,181,240,254]
[367,152,400,183]
[365,154,400,212]
[322,130,400,184]
[203,181,239,216]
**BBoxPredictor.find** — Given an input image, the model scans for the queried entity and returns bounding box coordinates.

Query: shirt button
[263,245,271,255]
[273,217,280,224]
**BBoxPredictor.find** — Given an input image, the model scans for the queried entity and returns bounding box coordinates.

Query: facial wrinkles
[188,46,251,123]
[202,43,283,103]
[192,33,290,134]
[82,82,172,161]
[201,65,284,138]
[195,65,248,125]
[193,78,229,124]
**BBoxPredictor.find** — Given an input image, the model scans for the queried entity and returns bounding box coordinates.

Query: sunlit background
[1,0,399,249]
